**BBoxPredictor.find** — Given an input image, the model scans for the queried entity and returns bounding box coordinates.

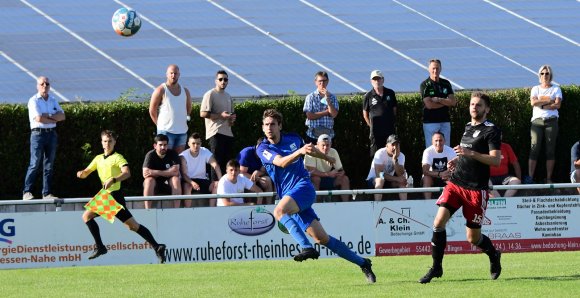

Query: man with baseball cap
[304,134,350,202]
[366,134,408,200]
[363,70,398,157]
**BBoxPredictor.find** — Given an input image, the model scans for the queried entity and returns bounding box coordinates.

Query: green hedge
[1,86,579,199]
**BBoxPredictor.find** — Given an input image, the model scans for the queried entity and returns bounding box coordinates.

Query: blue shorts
[284,179,319,232]
[158,130,187,149]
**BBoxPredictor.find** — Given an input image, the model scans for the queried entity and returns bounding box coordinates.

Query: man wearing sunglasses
[201,70,236,181]
[23,76,65,200]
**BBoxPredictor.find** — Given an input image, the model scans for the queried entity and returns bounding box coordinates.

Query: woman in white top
[528,65,562,184]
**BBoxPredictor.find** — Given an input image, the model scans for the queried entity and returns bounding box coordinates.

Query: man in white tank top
[149,64,192,154]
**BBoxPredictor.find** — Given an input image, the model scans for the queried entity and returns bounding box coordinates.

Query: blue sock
[326,236,364,266]
[280,214,312,249]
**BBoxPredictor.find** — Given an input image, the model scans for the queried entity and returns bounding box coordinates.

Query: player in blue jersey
[256,109,376,283]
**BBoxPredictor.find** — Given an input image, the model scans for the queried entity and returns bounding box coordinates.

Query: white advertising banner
[1,196,578,269]
[0,202,374,269]
[375,196,580,256]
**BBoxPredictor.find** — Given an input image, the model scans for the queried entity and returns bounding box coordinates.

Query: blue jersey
[237,146,263,174]
[257,133,311,198]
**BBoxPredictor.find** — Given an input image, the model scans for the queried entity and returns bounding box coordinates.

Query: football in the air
[112,8,141,37]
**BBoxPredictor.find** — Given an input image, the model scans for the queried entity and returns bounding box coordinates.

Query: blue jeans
[23,130,58,195]
[157,130,187,149]
[423,122,451,148]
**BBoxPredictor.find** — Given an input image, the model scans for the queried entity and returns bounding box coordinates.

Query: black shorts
[111,190,133,223]
[190,178,212,194]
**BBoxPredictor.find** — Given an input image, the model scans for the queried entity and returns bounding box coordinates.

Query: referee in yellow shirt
[77,130,166,263]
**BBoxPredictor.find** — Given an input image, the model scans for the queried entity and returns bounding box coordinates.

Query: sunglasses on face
[217,77,229,82]
[39,82,50,86]
[540,72,550,76]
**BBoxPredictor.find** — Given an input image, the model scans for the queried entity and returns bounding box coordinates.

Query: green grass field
[1,251,578,297]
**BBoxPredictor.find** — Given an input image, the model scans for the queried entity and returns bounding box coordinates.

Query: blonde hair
[537,65,553,83]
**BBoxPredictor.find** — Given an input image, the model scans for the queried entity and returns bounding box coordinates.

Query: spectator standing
[366,134,408,201]
[489,137,522,197]
[142,134,181,209]
[420,59,457,148]
[421,132,457,199]
[570,140,580,195]
[149,64,192,154]
[303,71,339,144]
[200,70,236,179]
[76,130,166,263]
[179,132,222,208]
[238,139,274,205]
[304,134,350,202]
[217,159,262,207]
[363,70,398,157]
[418,92,502,284]
[527,65,562,184]
[23,76,65,200]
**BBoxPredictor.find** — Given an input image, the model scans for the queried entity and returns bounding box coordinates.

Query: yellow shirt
[87,152,128,192]
[304,148,343,172]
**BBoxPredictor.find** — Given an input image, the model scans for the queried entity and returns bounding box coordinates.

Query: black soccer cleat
[293,248,320,262]
[490,250,502,280]
[418,266,443,284]
[360,258,376,283]
[156,244,167,264]
[88,246,108,260]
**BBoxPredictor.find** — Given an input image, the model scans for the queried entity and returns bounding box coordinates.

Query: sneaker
[88,246,107,260]
[490,250,502,280]
[293,247,320,262]
[418,266,443,284]
[360,258,376,283]
[42,194,59,200]
[22,192,34,200]
[156,244,167,264]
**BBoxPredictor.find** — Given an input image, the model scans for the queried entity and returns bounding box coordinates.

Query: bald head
[166,64,180,85]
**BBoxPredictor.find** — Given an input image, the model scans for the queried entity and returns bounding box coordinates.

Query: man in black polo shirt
[363,70,398,157]
[419,92,502,283]
[143,134,181,209]
[420,59,456,148]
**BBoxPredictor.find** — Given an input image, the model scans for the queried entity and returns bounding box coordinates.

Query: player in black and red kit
[419,92,502,283]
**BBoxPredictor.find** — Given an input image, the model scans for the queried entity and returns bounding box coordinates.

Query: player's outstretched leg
[419,228,446,283]
[125,218,166,264]
[278,214,317,262]
[84,215,107,260]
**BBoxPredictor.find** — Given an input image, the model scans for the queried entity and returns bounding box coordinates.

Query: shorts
[154,177,172,195]
[319,177,335,190]
[490,175,513,186]
[571,170,579,183]
[189,178,211,194]
[436,181,489,229]
[157,130,187,149]
[284,179,319,232]
[110,190,133,223]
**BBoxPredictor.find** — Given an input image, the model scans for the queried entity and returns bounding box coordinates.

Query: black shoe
[293,248,319,262]
[360,258,376,283]
[88,246,107,260]
[490,250,502,280]
[418,266,443,284]
[156,244,167,264]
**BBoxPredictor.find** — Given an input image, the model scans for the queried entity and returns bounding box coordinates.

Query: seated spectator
[570,140,580,195]
[143,134,181,209]
[179,132,222,208]
[421,131,456,199]
[238,138,274,205]
[304,134,350,202]
[217,159,262,206]
[489,136,522,197]
[366,134,408,201]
